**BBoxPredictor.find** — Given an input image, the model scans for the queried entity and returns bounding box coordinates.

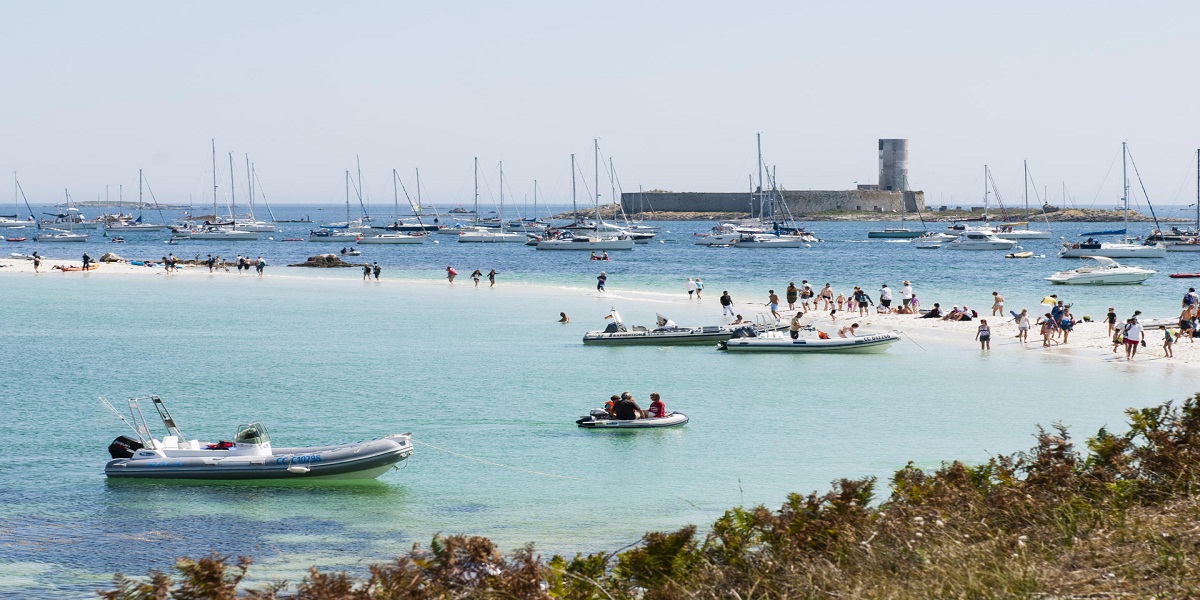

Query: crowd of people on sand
[602,391,668,420]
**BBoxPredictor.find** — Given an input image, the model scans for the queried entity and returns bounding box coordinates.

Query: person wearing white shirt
[900,281,913,311]
[879,284,893,312]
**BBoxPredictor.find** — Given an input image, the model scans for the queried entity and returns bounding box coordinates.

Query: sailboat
[458,159,526,242]
[359,170,427,244]
[309,171,365,242]
[867,167,924,239]
[36,189,89,242]
[105,170,172,232]
[537,141,636,250]
[177,142,259,240]
[992,160,1051,240]
[1,174,33,229]
[1060,143,1166,258]
[729,135,810,249]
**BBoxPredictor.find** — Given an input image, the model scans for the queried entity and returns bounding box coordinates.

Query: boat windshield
[234,422,270,445]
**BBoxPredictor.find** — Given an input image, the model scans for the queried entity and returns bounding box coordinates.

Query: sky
[3,1,1200,212]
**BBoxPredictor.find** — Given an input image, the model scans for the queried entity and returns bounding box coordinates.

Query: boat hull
[1060,244,1166,258]
[867,229,925,238]
[576,412,689,429]
[104,436,413,480]
[537,238,635,250]
[358,234,426,244]
[583,329,736,345]
[720,333,900,353]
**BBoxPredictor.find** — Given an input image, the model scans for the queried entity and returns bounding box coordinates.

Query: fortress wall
[622,190,924,215]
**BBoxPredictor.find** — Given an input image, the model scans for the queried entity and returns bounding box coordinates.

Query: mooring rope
[412,438,584,481]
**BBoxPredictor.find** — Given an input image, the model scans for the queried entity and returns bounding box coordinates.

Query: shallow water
[3,208,1199,596]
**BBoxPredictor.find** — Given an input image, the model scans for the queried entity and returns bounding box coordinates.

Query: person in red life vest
[647,392,667,418]
[604,395,620,417]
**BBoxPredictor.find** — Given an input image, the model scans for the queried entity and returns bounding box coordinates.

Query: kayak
[1169,273,1200,278]
[576,409,689,429]
[1005,251,1033,258]
[56,264,100,272]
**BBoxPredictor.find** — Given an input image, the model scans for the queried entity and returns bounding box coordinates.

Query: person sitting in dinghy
[604,395,620,417]
[647,393,666,418]
[614,392,646,420]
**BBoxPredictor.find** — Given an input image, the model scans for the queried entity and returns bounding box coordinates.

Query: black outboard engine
[730,325,759,339]
[108,435,143,459]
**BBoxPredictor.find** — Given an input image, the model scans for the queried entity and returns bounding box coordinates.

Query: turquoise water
[2,212,1199,597]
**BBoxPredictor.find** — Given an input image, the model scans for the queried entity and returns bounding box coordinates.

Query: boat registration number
[276,454,322,465]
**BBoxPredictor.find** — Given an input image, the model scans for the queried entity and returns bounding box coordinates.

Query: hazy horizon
[4,2,1200,209]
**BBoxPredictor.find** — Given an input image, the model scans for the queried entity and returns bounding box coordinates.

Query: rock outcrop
[288,254,358,268]
[99,252,124,262]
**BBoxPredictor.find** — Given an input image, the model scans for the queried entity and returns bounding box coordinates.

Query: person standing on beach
[1180,304,1197,342]
[800,280,814,312]
[1164,328,1176,358]
[1107,307,1118,336]
[1038,313,1059,347]
[1124,317,1143,360]
[373,262,381,280]
[900,280,913,311]
[1015,309,1031,343]
[785,282,798,310]
[32,253,40,273]
[720,291,734,316]
[1182,287,1199,308]
[82,252,91,271]
[767,290,781,319]
[487,269,497,287]
[991,291,1004,316]
[853,287,872,316]
[596,271,606,292]
[976,319,991,350]
[256,257,266,276]
[686,277,697,299]
[694,277,703,299]
[819,283,833,311]
[447,266,457,283]
[878,284,892,313]
[470,269,482,286]
[363,264,371,280]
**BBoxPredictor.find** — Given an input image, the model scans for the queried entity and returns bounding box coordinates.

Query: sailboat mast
[594,138,601,226]
[473,157,479,221]
[499,161,505,224]
[1195,149,1199,228]
[756,133,763,219]
[392,168,399,221]
[138,169,143,208]
[211,139,218,220]
[570,154,576,221]
[345,170,350,226]
[984,164,989,220]
[1122,142,1129,239]
[228,152,238,226]
[246,154,254,220]
[1023,159,1029,217]
[356,155,365,223]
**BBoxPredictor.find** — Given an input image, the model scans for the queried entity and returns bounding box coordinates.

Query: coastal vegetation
[101,394,1200,598]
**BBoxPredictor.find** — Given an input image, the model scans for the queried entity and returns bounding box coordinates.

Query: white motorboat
[458,227,527,243]
[582,310,767,345]
[719,327,901,353]
[576,409,688,429]
[914,240,942,249]
[867,227,925,239]
[103,395,413,480]
[308,228,362,242]
[359,232,426,244]
[537,234,635,250]
[1045,256,1155,285]
[991,222,1051,240]
[188,226,260,240]
[730,233,808,248]
[916,231,957,243]
[35,228,88,242]
[944,231,1018,250]
[1059,239,1166,258]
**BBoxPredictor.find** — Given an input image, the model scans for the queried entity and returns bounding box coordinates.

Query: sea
[2,204,1199,597]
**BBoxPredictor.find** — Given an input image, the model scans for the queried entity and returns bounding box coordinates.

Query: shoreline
[4,255,1196,370]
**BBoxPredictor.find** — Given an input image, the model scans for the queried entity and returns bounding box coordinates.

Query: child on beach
[1164,328,1176,358]
[1106,308,1117,336]
[976,319,991,350]
[446,266,457,283]
[835,293,845,312]
[1015,309,1030,343]
[1038,313,1059,348]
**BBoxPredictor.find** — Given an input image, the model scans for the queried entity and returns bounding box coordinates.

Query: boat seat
[161,435,179,449]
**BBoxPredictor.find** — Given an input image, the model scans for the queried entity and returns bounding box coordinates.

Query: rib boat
[576,409,689,429]
[103,395,413,480]
[582,309,779,345]
[718,327,900,353]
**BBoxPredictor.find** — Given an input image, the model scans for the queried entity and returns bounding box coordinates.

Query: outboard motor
[108,435,143,459]
[730,325,759,339]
